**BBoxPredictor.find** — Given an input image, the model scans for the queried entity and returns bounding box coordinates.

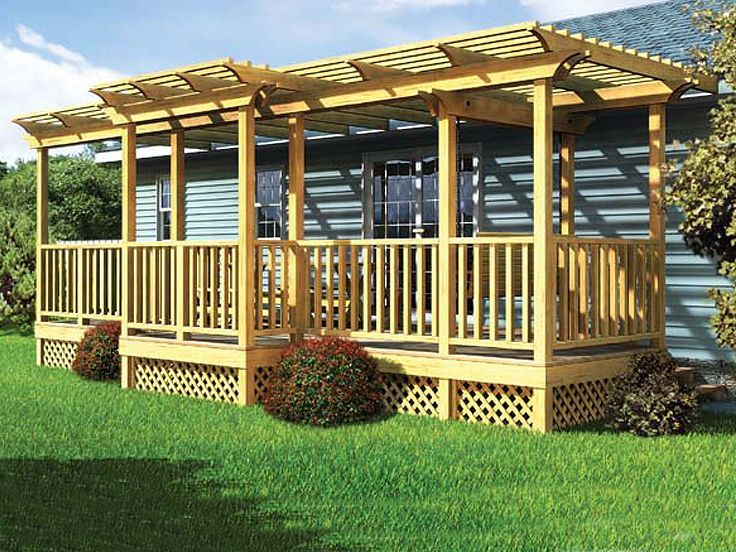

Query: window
[157,177,172,240]
[369,150,478,239]
[256,169,284,239]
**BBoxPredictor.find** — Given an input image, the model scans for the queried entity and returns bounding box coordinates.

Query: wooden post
[35,148,48,365]
[438,378,457,420]
[121,124,136,389]
[533,78,555,364]
[438,107,457,356]
[649,104,667,349]
[288,115,305,341]
[531,385,553,433]
[171,130,189,341]
[560,133,575,236]
[238,105,257,349]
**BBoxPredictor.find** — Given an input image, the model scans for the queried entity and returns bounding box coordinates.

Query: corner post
[121,124,137,389]
[531,79,556,430]
[560,133,575,236]
[35,147,48,365]
[533,78,556,365]
[288,115,305,341]
[171,130,188,341]
[238,105,257,349]
[649,104,667,349]
[438,106,457,356]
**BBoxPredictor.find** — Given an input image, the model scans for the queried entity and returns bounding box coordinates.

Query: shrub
[605,351,697,437]
[264,337,383,426]
[71,321,121,382]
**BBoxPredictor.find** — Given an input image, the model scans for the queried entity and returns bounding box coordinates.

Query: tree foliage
[0,153,121,328]
[668,1,736,349]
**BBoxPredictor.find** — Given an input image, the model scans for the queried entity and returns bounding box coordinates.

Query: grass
[1,334,736,551]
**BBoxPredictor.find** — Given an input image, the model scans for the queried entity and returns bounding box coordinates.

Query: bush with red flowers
[71,321,121,382]
[264,337,383,426]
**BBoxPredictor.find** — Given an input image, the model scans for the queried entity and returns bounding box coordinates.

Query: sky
[0,0,662,162]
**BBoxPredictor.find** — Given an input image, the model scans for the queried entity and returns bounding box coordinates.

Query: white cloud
[336,0,484,12]
[520,0,656,20]
[1,25,123,163]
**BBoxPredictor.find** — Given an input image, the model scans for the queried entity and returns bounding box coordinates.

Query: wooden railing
[39,243,122,320]
[451,236,534,350]
[128,241,240,337]
[554,236,660,349]
[255,240,297,336]
[299,239,440,343]
[39,235,662,353]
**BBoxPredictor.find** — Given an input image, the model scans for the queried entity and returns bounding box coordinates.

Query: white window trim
[155,175,171,241]
[255,165,287,240]
[361,143,483,239]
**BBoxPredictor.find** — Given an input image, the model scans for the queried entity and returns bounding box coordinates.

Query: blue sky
[1,0,658,160]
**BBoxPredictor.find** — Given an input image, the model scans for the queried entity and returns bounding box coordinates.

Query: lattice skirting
[40,338,78,369]
[253,365,274,404]
[381,373,441,418]
[457,381,534,429]
[131,357,240,404]
[551,378,612,430]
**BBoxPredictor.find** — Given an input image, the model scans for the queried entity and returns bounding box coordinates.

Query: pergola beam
[422,89,594,134]
[554,80,693,112]
[131,81,192,100]
[533,26,719,93]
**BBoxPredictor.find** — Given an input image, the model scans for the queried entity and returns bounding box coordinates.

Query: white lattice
[552,378,611,430]
[457,381,534,428]
[41,339,78,369]
[133,357,239,403]
[381,373,440,417]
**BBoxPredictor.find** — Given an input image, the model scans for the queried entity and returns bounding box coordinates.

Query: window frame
[255,166,287,240]
[361,143,482,239]
[155,175,172,241]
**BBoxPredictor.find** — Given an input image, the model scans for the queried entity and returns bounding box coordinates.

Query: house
[13,0,725,432]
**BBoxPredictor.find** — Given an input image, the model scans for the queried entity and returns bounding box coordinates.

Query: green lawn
[1,334,736,551]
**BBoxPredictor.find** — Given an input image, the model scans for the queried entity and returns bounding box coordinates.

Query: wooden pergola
[16,22,718,431]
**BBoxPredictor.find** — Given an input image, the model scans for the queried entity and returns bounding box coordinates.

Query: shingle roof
[551,0,713,65]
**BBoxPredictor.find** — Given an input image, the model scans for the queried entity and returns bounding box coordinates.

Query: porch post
[648,104,667,349]
[559,133,575,236]
[237,104,257,348]
[437,106,457,357]
[171,130,188,341]
[532,79,555,433]
[35,147,48,365]
[288,115,305,341]
[120,124,137,388]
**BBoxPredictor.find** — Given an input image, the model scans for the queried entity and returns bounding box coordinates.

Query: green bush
[264,337,383,426]
[0,153,121,329]
[605,351,697,437]
[71,322,121,382]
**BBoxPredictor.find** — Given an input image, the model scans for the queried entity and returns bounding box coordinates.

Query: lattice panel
[552,378,611,430]
[132,357,239,404]
[253,365,274,404]
[457,381,534,429]
[381,373,440,417]
[41,339,78,369]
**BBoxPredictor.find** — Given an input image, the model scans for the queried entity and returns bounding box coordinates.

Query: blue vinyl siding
[134,98,732,361]
[135,182,157,242]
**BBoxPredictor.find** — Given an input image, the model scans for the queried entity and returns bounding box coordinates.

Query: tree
[668,1,736,349]
[0,153,121,328]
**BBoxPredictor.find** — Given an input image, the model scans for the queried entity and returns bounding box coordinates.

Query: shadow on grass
[0,458,353,552]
